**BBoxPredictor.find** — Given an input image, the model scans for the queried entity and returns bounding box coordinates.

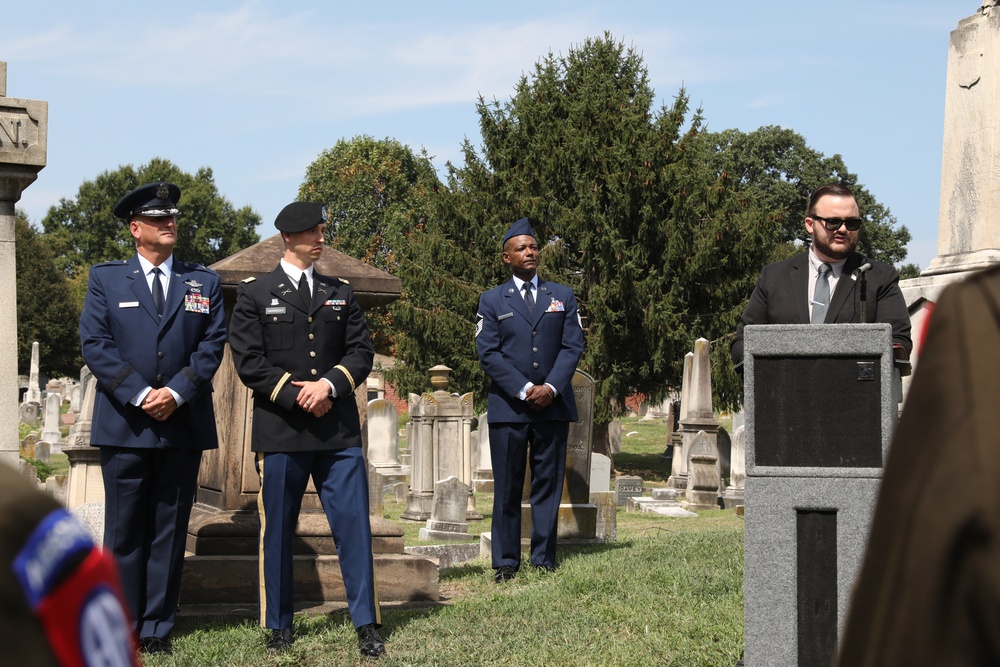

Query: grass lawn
[138,416,746,666]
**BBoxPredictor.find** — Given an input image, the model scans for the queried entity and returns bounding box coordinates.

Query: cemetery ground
[131,416,744,667]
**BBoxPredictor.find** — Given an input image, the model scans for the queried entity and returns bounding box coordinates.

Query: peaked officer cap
[113,182,181,220]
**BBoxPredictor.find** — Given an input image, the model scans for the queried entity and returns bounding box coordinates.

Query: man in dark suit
[79,182,227,654]
[228,202,384,658]
[476,217,585,583]
[730,184,912,368]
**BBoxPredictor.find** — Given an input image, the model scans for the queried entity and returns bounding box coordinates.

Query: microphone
[857,259,872,323]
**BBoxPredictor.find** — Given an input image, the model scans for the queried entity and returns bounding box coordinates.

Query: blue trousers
[100,446,202,640]
[255,448,380,630]
[489,421,569,569]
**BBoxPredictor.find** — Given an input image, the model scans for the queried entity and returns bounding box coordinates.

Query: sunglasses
[810,215,862,232]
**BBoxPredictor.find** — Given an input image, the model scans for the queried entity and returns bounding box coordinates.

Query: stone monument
[24,340,41,405]
[0,65,47,469]
[418,476,473,542]
[401,366,480,522]
[366,398,404,479]
[901,7,1000,373]
[666,352,694,490]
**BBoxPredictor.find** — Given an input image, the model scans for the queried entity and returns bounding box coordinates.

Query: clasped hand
[292,380,333,417]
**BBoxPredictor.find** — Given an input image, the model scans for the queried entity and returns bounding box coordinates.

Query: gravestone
[589,453,611,494]
[667,352,694,490]
[615,475,643,507]
[367,464,384,518]
[683,431,720,511]
[472,411,494,493]
[40,393,62,450]
[402,366,479,522]
[24,341,41,405]
[418,476,473,542]
[18,400,38,427]
[722,424,746,509]
[717,425,732,491]
[19,433,36,459]
[367,398,403,477]
[608,418,622,454]
[68,381,81,413]
[64,377,103,509]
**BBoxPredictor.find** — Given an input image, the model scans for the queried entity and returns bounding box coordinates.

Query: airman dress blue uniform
[227,202,381,655]
[476,218,585,576]
[79,182,226,650]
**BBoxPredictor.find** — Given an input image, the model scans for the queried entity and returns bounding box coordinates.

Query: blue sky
[6,1,965,269]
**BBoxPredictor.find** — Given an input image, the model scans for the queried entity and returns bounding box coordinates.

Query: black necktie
[298,274,311,309]
[151,267,164,316]
[523,282,535,315]
[811,262,832,324]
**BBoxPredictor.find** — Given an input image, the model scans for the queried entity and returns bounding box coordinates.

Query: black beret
[275,202,328,233]
[113,182,181,220]
[502,217,535,246]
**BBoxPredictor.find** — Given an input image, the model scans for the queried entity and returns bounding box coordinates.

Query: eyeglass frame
[808,215,863,232]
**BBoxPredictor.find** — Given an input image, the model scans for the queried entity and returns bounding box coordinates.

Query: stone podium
[742,324,897,667]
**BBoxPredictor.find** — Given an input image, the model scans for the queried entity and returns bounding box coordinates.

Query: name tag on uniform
[265,307,286,315]
[498,312,514,321]
[546,299,565,312]
[184,294,211,314]
[118,301,139,308]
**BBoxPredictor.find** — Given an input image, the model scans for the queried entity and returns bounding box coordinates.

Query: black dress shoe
[356,623,386,658]
[265,628,293,652]
[138,636,172,655]
[494,565,518,582]
[533,563,557,573]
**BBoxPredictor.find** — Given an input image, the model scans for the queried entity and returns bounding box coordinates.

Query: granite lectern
[742,324,898,667]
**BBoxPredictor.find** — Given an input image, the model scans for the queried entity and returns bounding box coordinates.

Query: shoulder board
[338,278,350,285]
[92,260,129,268]
[241,277,256,283]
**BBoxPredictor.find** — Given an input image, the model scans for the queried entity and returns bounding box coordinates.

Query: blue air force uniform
[79,182,226,645]
[476,218,585,572]
[227,203,379,634]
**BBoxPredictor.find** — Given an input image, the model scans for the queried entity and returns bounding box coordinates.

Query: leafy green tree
[42,157,260,279]
[298,137,442,355]
[703,127,914,407]
[15,211,81,377]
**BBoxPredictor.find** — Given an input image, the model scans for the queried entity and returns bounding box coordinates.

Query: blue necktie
[523,283,535,315]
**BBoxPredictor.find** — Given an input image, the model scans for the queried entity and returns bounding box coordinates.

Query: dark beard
[811,234,856,261]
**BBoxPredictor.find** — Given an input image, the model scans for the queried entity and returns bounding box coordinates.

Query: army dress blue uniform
[476,265,585,571]
[228,264,379,633]
[80,254,226,642]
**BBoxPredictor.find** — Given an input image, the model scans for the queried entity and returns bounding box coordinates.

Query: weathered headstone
[402,366,479,521]
[19,433,36,459]
[608,418,622,454]
[24,341,41,405]
[589,453,611,493]
[18,400,38,427]
[418,476,472,542]
[667,352,694,490]
[40,392,62,449]
[367,398,403,476]
[717,425,732,492]
[615,475,643,507]
[591,491,617,541]
[722,424,746,509]
[677,339,720,495]
[472,411,494,492]
[367,463,384,518]
[68,381,81,413]
[683,431,720,511]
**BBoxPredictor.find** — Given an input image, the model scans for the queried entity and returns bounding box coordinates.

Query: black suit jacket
[228,265,374,452]
[730,252,912,367]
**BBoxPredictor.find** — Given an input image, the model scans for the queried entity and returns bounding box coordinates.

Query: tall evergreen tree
[15,211,81,377]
